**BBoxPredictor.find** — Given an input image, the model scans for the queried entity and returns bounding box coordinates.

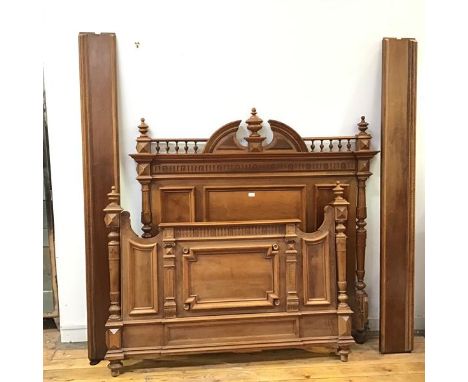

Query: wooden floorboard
[44,329,424,381]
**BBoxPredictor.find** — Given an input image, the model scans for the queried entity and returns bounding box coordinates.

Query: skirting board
[60,325,88,343]
[58,319,424,344]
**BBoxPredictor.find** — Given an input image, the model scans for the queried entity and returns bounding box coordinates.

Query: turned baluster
[353,116,372,343]
[103,186,124,376]
[332,181,350,309]
[175,140,180,153]
[184,140,189,154]
[155,140,160,154]
[141,181,152,237]
[338,139,343,151]
[165,140,170,153]
[354,176,369,342]
[310,140,315,152]
[329,139,334,151]
[194,141,199,153]
[104,186,122,320]
[346,138,352,151]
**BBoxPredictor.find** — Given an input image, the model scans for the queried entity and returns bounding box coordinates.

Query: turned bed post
[136,118,153,237]
[354,116,372,343]
[332,181,353,361]
[103,186,124,376]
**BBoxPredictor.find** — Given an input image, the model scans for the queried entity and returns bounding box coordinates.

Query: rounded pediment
[204,108,308,153]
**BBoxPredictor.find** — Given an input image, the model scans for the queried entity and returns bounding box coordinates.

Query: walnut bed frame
[103,108,378,376]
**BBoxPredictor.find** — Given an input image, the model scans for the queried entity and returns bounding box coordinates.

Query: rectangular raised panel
[167,318,298,346]
[122,324,164,348]
[183,245,280,310]
[380,38,417,353]
[301,315,337,337]
[127,240,158,315]
[160,187,195,222]
[303,233,332,306]
[204,185,306,229]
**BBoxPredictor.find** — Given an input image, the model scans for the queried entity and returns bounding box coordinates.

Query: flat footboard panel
[121,312,341,355]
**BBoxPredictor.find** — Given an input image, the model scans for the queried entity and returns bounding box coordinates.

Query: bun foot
[337,347,350,362]
[108,360,123,377]
[353,328,368,344]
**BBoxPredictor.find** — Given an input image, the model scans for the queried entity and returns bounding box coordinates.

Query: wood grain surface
[44,328,424,381]
[79,32,119,362]
[380,38,417,354]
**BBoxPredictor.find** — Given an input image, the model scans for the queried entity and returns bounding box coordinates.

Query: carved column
[331,181,353,362]
[103,186,124,376]
[354,176,368,342]
[136,118,153,237]
[140,181,152,237]
[162,227,177,318]
[354,116,372,343]
[245,108,265,152]
[285,223,299,311]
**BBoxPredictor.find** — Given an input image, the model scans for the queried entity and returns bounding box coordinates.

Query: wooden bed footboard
[103,182,354,376]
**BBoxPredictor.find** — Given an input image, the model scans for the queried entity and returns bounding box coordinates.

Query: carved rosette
[331,181,353,361]
[245,108,266,152]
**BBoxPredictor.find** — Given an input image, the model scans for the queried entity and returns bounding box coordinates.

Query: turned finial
[358,116,369,135]
[138,117,149,136]
[245,107,265,152]
[333,181,345,200]
[246,107,263,138]
[355,116,371,151]
[107,185,119,202]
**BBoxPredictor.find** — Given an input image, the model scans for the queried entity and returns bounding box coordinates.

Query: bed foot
[108,360,123,377]
[337,346,350,362]
[353,328,368,344]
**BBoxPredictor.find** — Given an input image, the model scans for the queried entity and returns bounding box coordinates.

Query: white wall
[44,0,424,342]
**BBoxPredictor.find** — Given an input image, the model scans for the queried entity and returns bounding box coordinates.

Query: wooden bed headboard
[130,108,378,342]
